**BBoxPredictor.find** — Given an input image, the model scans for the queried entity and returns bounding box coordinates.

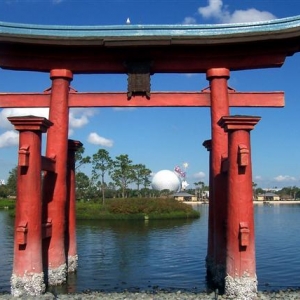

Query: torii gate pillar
[8,116,52,297]
[202,139,214,278]
[206,68,230,284]
[43,69,73,285]
[66,139,83,272]
[218,115,260,299]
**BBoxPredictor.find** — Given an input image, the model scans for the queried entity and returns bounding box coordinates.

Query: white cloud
[183,73,197,78]
[0,107,96,147]
[228,9,276,23]
[0,108,95,131]
[274,175,297,182]
[193,171,206,180]
[0,107,94,130]
[0,108,49,129]
[69,108,95,129]
[0,108,49,148]
[198,0,276,24]
[198,0,224,19]
[0,130,19,148]
[183,17,197,25]
[87,132,114,147]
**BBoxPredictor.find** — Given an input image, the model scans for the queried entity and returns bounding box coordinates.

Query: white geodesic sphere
[151,170,181,192]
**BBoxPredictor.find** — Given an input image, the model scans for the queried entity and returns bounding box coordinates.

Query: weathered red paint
[0,45,287,72]
[218,116,260,280]
[0,91,285,108]
[8,116,52,293]
[43,69,73,284]
[66,139,83,272]
[206,68,230,282]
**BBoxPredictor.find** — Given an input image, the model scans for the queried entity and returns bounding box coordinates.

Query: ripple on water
[1,204,300,294]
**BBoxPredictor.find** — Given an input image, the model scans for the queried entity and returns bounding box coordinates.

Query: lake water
[1,204,300,294]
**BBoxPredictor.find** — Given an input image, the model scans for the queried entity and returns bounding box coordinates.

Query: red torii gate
[4,71,282,298]
[1,15,300,298]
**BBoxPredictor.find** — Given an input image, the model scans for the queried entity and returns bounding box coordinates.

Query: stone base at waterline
[67,254,78,273]
[48,263,67,286]
[225,273,257,300]
[11,272,45,297]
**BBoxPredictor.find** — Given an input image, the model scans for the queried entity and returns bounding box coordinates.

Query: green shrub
[0,198,16,209]
[76,198,200,220]
[2,197,200,220]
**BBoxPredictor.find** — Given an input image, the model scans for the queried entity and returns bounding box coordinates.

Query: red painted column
[206,68,230,285]
[43,69,73,285]
[202,139,214,278]
[66,139,82,272]
[218,115,260,299]
[8,116,52,297]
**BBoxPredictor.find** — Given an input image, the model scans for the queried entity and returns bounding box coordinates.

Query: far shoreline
[253,200,300,204]
[184,200,300,205]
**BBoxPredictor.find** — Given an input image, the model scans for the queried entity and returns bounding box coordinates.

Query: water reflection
[1,204,300,294]
[0,211,14,293]
[74,207,207,293]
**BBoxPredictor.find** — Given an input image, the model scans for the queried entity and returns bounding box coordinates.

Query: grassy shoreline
[0,198,200,220]
[76,198,200,220]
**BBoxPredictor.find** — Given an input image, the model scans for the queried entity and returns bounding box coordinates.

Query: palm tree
[91,149,113,204]
[110,154,135,198]
[194,181,204,200]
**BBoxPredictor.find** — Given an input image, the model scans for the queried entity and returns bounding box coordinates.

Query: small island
[75,198,200,220]
[0,197,200,220]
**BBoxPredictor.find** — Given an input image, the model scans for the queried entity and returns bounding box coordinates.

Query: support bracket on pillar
[16,221,28,245]
[239,222,250,247]
[18,145,30,167]
[238,144,249,167]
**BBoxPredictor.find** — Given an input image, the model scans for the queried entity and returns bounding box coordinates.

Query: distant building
[172,191,197,202]
[256,192,280,201]
[280,194,294,201]
[262,188,280,192]
[202,190,209,199]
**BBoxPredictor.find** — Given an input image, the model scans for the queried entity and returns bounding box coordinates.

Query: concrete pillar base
[11,272,45,296]
[48,263,67,285]
[225,273,257,300]
[67,254,78,273]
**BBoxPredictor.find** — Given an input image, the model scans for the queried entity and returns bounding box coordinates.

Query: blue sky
[0,0,300,189]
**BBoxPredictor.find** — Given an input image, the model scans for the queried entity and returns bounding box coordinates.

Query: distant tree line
[0,149,153,202]
[253,182,300,200]
[0,147,211,203]
[3,160,300,202]
[0,167,17,198]
[75,148,153,202]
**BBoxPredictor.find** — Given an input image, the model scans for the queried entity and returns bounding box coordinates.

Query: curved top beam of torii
[0,15,300,73]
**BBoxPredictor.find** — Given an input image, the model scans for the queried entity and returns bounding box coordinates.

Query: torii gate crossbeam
[0,91,284,107]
